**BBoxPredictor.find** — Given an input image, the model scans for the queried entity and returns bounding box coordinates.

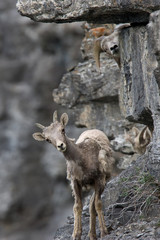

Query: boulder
[16,0,160,24]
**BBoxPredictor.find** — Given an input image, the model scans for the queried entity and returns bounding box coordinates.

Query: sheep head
[33,111,69,152]
[93,23,130,70]
[125,126,152,154]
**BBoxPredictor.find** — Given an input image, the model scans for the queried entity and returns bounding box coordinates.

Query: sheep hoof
[89,235,97,240]
[88,232,97,240]
[101,228,108,238]
[72,233,81,240]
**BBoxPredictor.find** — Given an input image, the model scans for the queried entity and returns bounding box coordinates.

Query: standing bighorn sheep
[93,23,130,70]
[125,126,152,154]
[33,111,115,240]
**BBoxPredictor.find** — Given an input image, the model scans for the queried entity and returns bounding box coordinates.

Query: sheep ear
[144,128,152,141]
[139,127,152,146]
[60,113,68,126]
[132,127,140,137]
[53,110,58,122]
[32,132,45,141]
[36,123,45,130]
[139,126,148,145]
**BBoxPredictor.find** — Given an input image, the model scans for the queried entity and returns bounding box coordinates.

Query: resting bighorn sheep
[33,111,115,240]
[125,126,152,154]
[89,25,114,38]
[93,23,130,70]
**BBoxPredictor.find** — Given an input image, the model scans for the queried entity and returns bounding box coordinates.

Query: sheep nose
[110,44,118,51]
[57,142,66,152]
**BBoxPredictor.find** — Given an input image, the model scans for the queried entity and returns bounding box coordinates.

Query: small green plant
[138,172,155,184]
[135,167,141,174]
[120,177,130,183]
[146,196,152,206]
[139,214,145,220]
[156,219,160,227]
[120,188,129,197]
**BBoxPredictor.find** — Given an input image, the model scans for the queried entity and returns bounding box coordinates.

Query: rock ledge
[16,0,160,24]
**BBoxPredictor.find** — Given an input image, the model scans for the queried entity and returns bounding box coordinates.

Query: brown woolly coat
[65,129,115,190]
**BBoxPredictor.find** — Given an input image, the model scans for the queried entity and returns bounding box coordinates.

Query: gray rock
[54,157,160,239]
[120,25,157,126]
[16,0,160,24]
[119,11,160,179]
[52,10,160,240]
[53,25,131,139]
[0,0,83,239]
[6,1,160,240]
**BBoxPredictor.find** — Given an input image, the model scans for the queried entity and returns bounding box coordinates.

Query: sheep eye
[61,128,65,134]
[46,139,51,143]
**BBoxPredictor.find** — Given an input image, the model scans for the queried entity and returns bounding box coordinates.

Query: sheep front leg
[72,180,82,240]
[95,182,108,238]
[88,192,97,240]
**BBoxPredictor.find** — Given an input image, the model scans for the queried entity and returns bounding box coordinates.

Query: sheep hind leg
[88,192,97,240]
[94,184,108,238]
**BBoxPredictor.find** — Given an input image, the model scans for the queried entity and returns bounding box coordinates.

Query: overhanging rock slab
[16,0,160,24]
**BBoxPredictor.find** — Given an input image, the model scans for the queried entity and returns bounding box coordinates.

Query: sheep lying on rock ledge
[33,111,116,240]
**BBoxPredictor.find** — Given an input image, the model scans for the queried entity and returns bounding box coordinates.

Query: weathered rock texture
[52,15,160,239]
[54,157,160,240]
[119,11,160,179]
[53,23,132,140]
[17,0,160,24]
[0,1,84,239]
[15,0,160,240]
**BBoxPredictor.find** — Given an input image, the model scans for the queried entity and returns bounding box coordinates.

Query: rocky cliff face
[53,29,123,138]
[8,0,160,239]
[17,0,160,23]
[119,12,160,180]
[0,1,84,239]
[52,23,136,170]
[52,10,160,239]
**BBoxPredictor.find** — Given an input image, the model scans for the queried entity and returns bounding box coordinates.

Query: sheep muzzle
[56,141,66,152]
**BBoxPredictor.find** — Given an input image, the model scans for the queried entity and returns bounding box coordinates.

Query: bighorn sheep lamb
[93,23,130,70]
[125,126,152,154]
[33,111,115,240]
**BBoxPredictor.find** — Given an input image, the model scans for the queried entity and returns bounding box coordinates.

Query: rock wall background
[2,0,160,239]
[53,23,129,138]
[0,1,84,239]
[52,8,160,240]
[17,0,160,24]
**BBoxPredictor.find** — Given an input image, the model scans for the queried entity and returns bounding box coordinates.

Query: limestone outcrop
[0,1,83,239]
[15,0,160,240]
[17,0,160,23]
